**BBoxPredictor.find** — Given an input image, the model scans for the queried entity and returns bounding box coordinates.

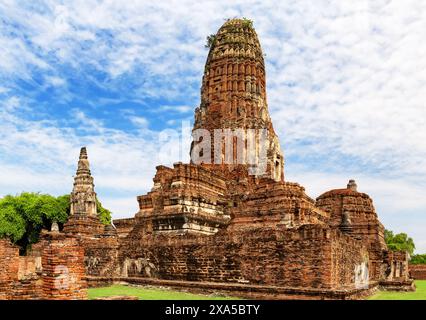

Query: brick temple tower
[132,19,326,235]
[70,147,97,217]
[64,147,104,236]
[191,18,284,182]
[316,180,389,280]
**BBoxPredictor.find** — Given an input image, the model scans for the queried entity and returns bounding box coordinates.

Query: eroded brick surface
[409,265,426,280]
[41,232,87,300]
[117,224,369,291]
[0,233,88,300]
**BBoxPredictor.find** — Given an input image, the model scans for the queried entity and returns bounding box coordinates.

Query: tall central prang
[191,18,284,182]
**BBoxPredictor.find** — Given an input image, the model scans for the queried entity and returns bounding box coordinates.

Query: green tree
[384,229,394,243]
[96,198,112,225]
[0,202,26,242]
[0,192,112,252]
[410,254,426,265]
[385,229,416,255]
[56,194,71,217]
[0,192,69,252]
[241,17,253,28]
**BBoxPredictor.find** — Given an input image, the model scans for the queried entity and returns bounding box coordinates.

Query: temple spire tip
[79,147,88,160]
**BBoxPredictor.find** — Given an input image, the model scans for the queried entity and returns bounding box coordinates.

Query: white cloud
[0,87,9,94]
[157,105,193,114]
[102,197,140,220]
[45,75,66,87]
[71,109,106,133]
[129,116,149,128]
[0,36,49,77]
[2,96,20,111]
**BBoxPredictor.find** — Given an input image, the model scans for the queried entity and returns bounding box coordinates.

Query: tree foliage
[0,202,26,243]
[410,254,426,265]
[96,198,112,225]
[385,229,416,255]
[241,17,253,28]
[0,192,112,252]
[205,34,216,48]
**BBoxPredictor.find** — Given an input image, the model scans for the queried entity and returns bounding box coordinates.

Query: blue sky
[1,1,425,252]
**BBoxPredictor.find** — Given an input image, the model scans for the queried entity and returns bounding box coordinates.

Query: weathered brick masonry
[0,233,87,300]
[118,224,368,290]
[0,240,20,299]
[409,265,426,280]
[113,218,136,238]
[40,232,87,300]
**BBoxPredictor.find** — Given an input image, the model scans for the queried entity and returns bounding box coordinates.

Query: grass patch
[90,281,426,300]
[368,280,426,300]
[88,284,238,300]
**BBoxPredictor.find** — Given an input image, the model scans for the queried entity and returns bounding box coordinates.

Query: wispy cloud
[129,116,149,128]
[156,105,193,114]
[44,75,66,87]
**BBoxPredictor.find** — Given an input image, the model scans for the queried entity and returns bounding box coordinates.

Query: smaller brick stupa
[64,147,105,237]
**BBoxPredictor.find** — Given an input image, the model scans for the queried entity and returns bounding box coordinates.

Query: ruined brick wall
[83,236,120,277]
[377,251,414,291]
[18,255,42,279]
[118,224,366,290]
[41,232,87,300]
[0,240,45,300]
[113,217,136,238]
[330,230,369,288]
[63,203,121,278]
[382,251,410,282]
[0,240,20,299]
[8,278,43,300]
[228,178,330,231]
[63,214,105,236]
[9,250,44,300]
[1,233,88,300]
[409,264,426,280]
